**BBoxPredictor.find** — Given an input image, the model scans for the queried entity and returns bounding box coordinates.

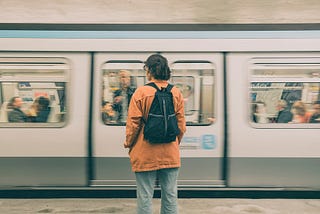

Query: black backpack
[143,82,180,144]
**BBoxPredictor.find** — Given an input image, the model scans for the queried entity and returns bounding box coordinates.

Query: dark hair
[7,96,20,109]
[37,96,50,110]
[145,54,171,80]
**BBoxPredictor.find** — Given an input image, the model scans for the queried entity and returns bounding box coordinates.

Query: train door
[0,52,91,186]
[92,53,225,187]
[227,53,320,188]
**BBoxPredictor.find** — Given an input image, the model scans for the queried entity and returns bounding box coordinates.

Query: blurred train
[0,24,319,190]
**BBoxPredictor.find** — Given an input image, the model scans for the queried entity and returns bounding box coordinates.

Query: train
[0,24,319,191]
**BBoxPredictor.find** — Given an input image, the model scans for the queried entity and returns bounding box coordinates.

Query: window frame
[171,60,216,126]
[248,58,320,129]
[0,57,70,128]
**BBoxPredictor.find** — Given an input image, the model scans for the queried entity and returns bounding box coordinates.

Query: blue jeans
[135,168,179,214]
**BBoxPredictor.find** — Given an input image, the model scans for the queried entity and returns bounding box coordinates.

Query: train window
[101,60,215,126]
[0,58,68,127]
[101,61,143,125]
[171,61,215,125]
[250,59,320,127]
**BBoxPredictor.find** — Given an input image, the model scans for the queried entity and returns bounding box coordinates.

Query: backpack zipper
[163,99,167,136]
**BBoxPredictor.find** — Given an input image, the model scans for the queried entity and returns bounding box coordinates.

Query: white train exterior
[0,25,319,189]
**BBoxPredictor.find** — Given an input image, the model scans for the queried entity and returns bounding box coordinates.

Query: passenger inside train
[250,66,320,125]
[6,96,52,123]
[0,82,66,124]
[309,100,320,123]
[26,96,51,123]
[251,83,320,124]
[7,96,27,122]
[275,99,293,123]
[112,70,136,123]
[289,101,312,123]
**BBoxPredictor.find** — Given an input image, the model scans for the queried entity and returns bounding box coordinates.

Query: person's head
[276,99,288,111]
[118,70,131,89]
[8,96,23,109]
[291,100,306,116]
[144,54,171,81]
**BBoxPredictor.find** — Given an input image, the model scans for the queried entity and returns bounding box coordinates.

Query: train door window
[0,58,68,127]
[249,58,320,127]
[101,61,144,125]
[171,61,215,125]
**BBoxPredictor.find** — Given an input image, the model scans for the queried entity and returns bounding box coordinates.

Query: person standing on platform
[124,54,186,214]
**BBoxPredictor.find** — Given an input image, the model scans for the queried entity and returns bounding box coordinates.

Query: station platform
[0,198,319,213]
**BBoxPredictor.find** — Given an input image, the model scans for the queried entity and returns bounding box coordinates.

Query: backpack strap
[146,82,174,92]
[165,84,174,92]
[146,82,160,91]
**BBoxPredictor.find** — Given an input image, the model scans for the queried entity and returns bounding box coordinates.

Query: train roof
[1,23,320,39]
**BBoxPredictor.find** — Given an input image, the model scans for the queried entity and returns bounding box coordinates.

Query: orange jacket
[292,112,312,123]
[124,80,186,172]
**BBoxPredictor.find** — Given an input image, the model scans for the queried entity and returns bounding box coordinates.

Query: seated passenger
[7,96,27,122]
[290,101,311,123]
[275,99,293,123]
[36,96,51,122]
[28,96,51,122]
[309,100,320,123]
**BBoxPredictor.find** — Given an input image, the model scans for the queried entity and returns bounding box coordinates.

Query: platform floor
[0,198,319,214]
